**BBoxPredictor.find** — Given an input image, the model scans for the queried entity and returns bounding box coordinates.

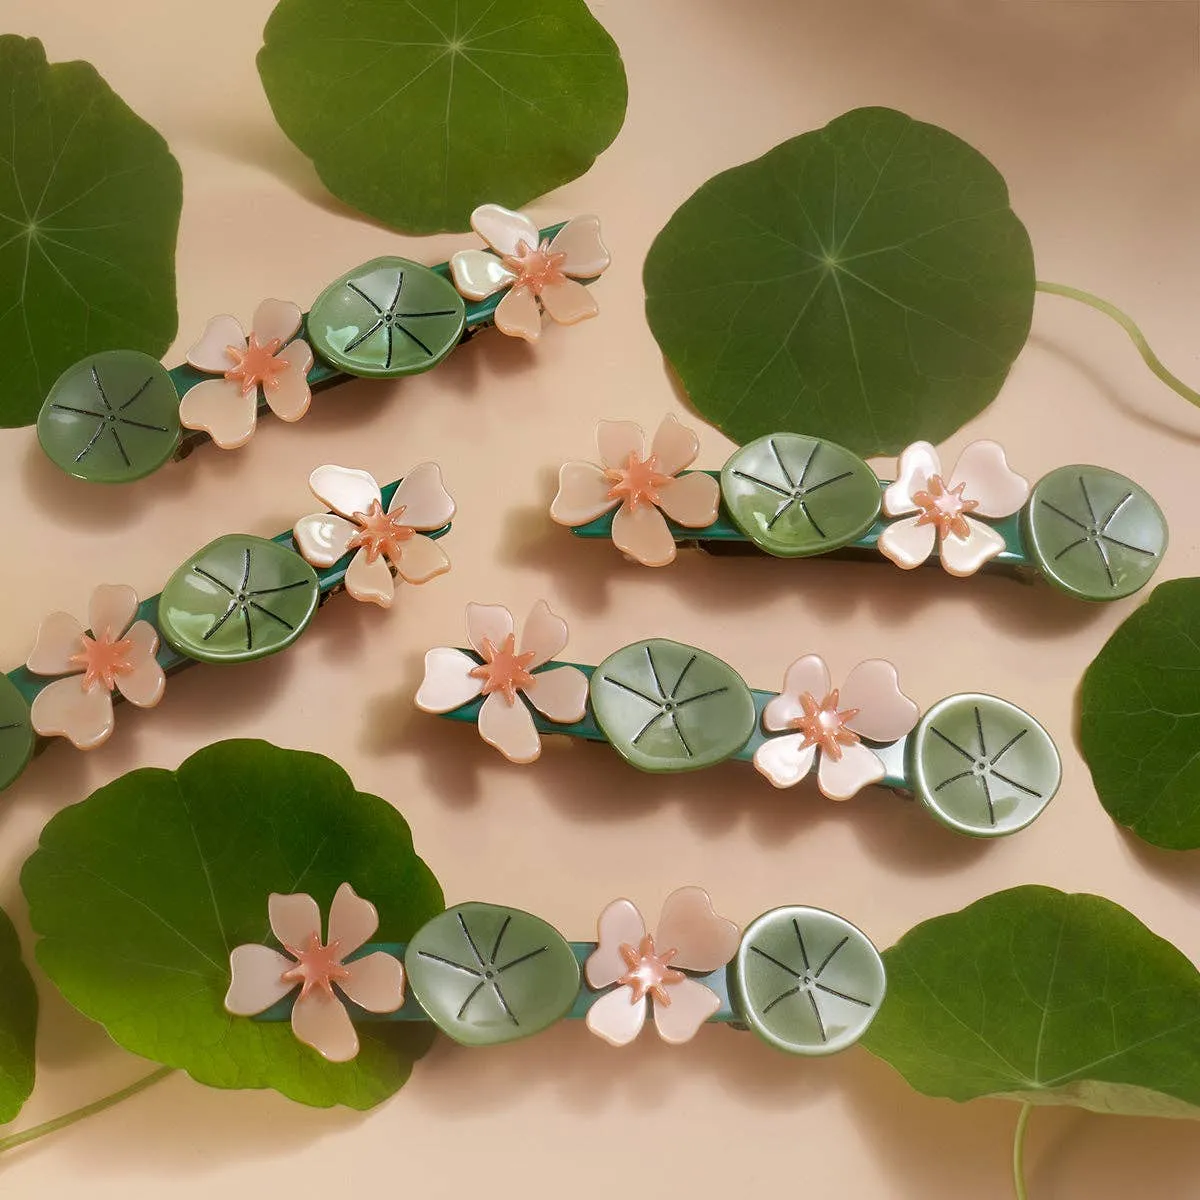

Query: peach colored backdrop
[2,1,1199,1196]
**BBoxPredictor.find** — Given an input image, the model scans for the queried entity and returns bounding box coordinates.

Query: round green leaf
[720,433,881,557]
[257,0,628,234]
[643,107,1034,457]
[589,638,756,773]
[158,534,320,664]
[1081,579,1200,849]
[730,906,885,1056]
[909,693,1060,837]
[406,902,579,1046]
[0,36,181,428]
[862,886,1200,1117]
[0,673,35,795]
[37,350,180,482]
[307,257,465,377]
[0,902,37,1123]
[21,740,443,1109]
[1023,464,1166,601]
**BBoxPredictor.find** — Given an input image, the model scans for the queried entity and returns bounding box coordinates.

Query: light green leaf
[0,904,37,1124]
[1080,579,1200,849]
[862,886,1200,1118]
[257,0,628,234]
[22,740,443,1109]
[643,107,1034,457]
[0,36,181,428]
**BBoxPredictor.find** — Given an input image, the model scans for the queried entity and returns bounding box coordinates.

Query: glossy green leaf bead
[37,350,180,483]
[307,257,466,378]
[405,902,580,1046]
[0,674,35,793]
[720,433,881,557]
[1023,465,1166,601]
[589,639,756,773]
[730,906,886,1055]
[909,693,1060,837]
[157,534,319,664]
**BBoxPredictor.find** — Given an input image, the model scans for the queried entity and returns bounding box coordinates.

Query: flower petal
[449,248,517,301]
[30,676,115,750]
[292,513,358,568]
[524,665,588,724]
[494,285,543,342]
[878,514,937,570]
[839,659,919,742]
[89,583,138,639]
[415,647,485,713]
[115,621,165,708]
[519,598,568,668]
[762,655,831,731]
[586,898,647,989]
[345,549,395,608]
[291,989,359,1062]
[612,502,677,567]
[657,472,719,529]
[309,464,382,520]
[252,298,302,346]
[586,985,646,1047]
[550,461,619,526]
[753,733,817,789]
[392,534,450,585]
[655,886,739,973]
[949,440,1030,518]
[653,977,721,1045]
[470,203,542,257]
[816,741,886,801]
[340,952,405,1013]
[940,515,1006,577]
[883,441,941,516]
[538,278,597,326]
[265,340,313,422]
[596,420,645,471]
[465,603,514,657]
[388,461,456,529]
[649,413,700,476]
[26,611,85,675]
[477,690,541,764]
[327,882,378,957]
[224,944,296,1016]
[187,314,246,374]
[268,892,321,951]
[178,377,258,450]
[549,214,610,278]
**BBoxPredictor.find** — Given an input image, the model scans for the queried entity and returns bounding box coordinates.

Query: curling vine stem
[1012,1101,1033,1200]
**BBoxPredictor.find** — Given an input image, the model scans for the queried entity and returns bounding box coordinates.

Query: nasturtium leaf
[1081,579,1200,849]
[21,740,444,1109]
[0,673,35,795]
[0,36,181,428]
[862,886,1200,1118]
[257,0,628,234]
[0,903,38,1123]
[643,107,1035,457]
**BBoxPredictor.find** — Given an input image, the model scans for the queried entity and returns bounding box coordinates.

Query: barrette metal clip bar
[416,601,1062,838]
[549,415,1168,602]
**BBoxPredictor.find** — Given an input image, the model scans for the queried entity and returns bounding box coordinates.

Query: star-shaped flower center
[617,934,685,1005]
[791,689,862,762]
[912,474,979,540]
[281,932,352,1002]
[346,499,415,564]
[469,633,537,705]
[68,630,135,693]
[604,451,673,511]
[224,333,287,397]
[501,238,568,295]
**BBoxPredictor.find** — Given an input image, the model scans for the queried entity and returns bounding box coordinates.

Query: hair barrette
[36,204,609,484]
[549,415,1167,601]
[416,601,1062,838]
[0,462,455,793]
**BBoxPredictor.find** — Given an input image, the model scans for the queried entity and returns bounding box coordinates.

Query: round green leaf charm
[1023,465,1166,601]
[909,693,1060,837]
[307,257,465,378]
[158,534,319,664]
[720,433,881,557]
[0,674,34,794]
[37,350,180,483]
[589,639,756,773]
[730,906,885,1056]
[405,902,579,1046]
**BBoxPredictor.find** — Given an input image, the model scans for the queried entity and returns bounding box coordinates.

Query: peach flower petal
[878,514,937,570]
[477,690,541,764]
[839,659,919,742]
[346,549,395,608]
[292,513,359,568]
[816,741,886,801]
[538,278,597,326]
[252,298,302,346]
[393,534,450,585]
[115,622,165,708]
[657,471,720,529]
[26,611,86,675]
[940,516,1006,577]
[340,952,406,1013]
[266,341,313,422]
[883,441,940,517]
[753,733,817,789]
[89,583,138,640]
[309,465,381,520]
[465,603,514,658]
[225,944,297,1016]
[519,599,568,669]
[471,203,542,257]
[612,502,676,567]
[30,676,115,750]
[415,648,485,713]
[550,461,620,526]
[649,413,700,476]
[549,214,610,278]
[179,377,258,450]
[655,886,739,973]
[327,882,378,957]
[596,420,645,471]
[494,284,542,342]
[586,985,646,1047]
[388,461,456,529]
[950,441,1029,518]
[762,655,831,732]
[291,989,358,1062]
[652,977,721,1045]
[523,665,588,723]
[449,248,518,301]
[586,898,647,989]
[187,314,246,373]
[268,892,322,950]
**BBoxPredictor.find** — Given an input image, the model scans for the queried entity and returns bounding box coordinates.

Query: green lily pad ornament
[0,674,35,794]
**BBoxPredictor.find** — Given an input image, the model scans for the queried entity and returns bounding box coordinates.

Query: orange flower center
[791,689,862,763]
[912,474,979,540]
[469,633,537,705]
[68,630,135,693]
[224,333,286,397]
[617,934,685,1005]
[604,451,673,511]
[281,932,351,1002]
[346,499,414,564]
[501,238,568,295]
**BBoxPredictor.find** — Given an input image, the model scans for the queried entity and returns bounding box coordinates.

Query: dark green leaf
[0,903,37,1123]
[257,0,628,234]
[643,107,1034,457]
[0,672,35,795]
[21,740,444,1108]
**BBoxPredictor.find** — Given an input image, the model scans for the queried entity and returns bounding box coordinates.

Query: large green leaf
[257,0,628,234]
[22,741,443,1109]
[643,107,1035,457]
[0,36,181,428]
[1080,579,1200,849]
[0,904,37,1124]
[862,886,1200,1117]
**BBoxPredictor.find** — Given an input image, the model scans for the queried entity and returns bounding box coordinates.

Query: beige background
[1,0,1199,1195]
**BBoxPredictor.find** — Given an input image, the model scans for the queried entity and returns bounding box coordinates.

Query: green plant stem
[1036,280,1200,409]
[1012,1102,1033,1200]
[0,1066,174,1156]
